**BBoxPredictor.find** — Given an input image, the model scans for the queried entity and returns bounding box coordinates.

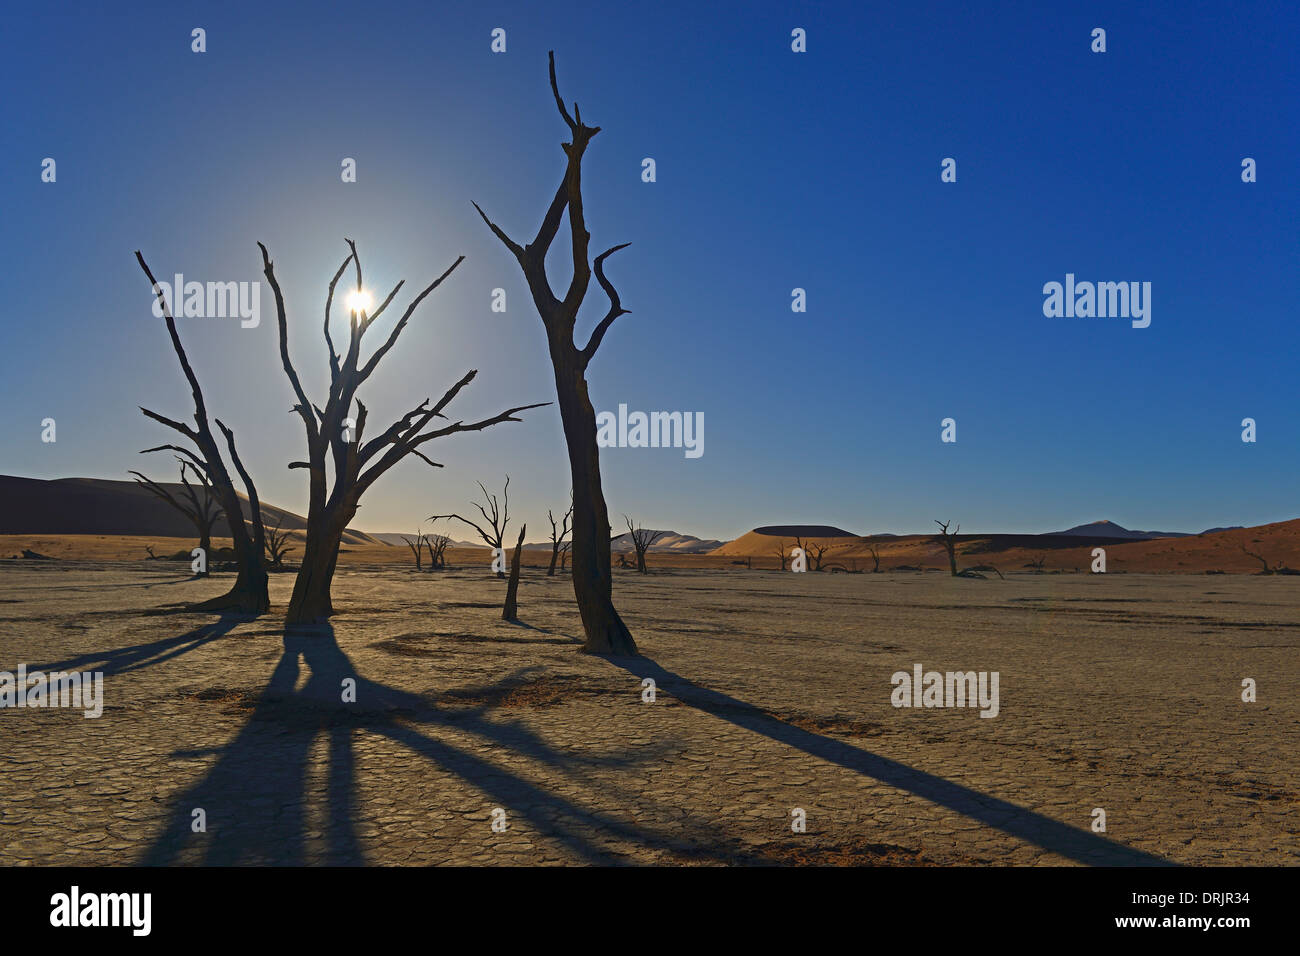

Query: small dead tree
[548,500,573,576]
[431,478,511,578]
[401,529,427,570]
[263,240,545,625]
[136,251,269,611]
[265,514,295,569]
[558,540,571,573]
[774,540,789,571]
[805,540,830,572]
[502,524,527,621]
[934,520,960,577]
[425,533,450,570]
[1240,543,1288,574]
[867,544,881,573]
[129,457,220,576]
[623,517,666,573]
[474,52,637,655]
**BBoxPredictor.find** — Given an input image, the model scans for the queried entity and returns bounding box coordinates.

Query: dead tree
[136,251,269,611]
[401,529,427,570]
[774,540,789,571]
[867,544,881,573]
[129,457,220,576]
[502,524,527,621]
[265,515,295,569]
[425,533,450,570]
[805,540,830,571]
[558,540,571,573]
[1239,543,1287,575]
[548,500,573,576]
[934,520,960,577]
[431,478,511,578]
[623,517,666,573]
[263,240,545,625]
[474,52,637,655]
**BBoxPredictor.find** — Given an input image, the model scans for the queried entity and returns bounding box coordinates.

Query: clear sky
[2,0,1297,541]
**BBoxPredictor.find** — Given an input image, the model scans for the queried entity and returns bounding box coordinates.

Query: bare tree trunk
[287,510,349,624]
[503,523,526,621]
[558,375,634,652]
[474,53,637,657]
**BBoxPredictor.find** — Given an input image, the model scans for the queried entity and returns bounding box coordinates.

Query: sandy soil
[1,562,1296,866]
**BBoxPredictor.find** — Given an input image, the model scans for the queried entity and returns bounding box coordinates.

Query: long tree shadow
[142,624,777,866]
[608,655,1175,867]
[25,614,248,678]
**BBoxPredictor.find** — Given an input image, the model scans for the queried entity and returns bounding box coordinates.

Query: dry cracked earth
[1,562,1296,866]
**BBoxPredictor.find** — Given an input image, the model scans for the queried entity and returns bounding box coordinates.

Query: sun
[345,289,373,314]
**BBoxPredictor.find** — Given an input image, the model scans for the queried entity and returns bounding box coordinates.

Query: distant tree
[129,457,220,577]
[548,499,573,576]
[425,533,450,570]
[623,517,666,573]
[774,539,789,571]
[805,540,830,572]
[866,543,881,573]
[401,529,428,570]
[558,540,570,573]
[431,477,511,578]
[933,520,960,577]
[136,251,269,610]
[264,514,295,569]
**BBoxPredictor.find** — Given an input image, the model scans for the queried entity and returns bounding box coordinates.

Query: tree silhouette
[262,240,545,625]
[933,520,960,577]
[135,251,269,610]
[548,499,573,577]
[129,457,220,577]
[502,524,527,621]
[623,516,666,573]
[431,477,511,579]
[473,52,637,655]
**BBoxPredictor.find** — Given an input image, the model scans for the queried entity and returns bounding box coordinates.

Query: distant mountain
[1048,520,1190,540]
[0,475,381,545]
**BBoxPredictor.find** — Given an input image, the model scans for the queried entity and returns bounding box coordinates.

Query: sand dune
[712,520,1300,574]
[0,476,379,546]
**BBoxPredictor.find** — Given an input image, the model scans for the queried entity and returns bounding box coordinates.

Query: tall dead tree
[623,517,666,573]
[136,251,269,611]
[431,478,511,578]
[129,457,220,576]
[502,524,527,621]
[548,500,573,576]
[934,520,960,577]
[263,240,545,625]
[474,52,637,655]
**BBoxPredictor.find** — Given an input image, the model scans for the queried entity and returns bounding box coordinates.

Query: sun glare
[345,289,373,314]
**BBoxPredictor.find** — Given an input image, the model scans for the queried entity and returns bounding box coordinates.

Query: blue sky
[2,0,1296,540]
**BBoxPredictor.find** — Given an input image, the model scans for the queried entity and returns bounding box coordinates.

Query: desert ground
[2,557,1296,867]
